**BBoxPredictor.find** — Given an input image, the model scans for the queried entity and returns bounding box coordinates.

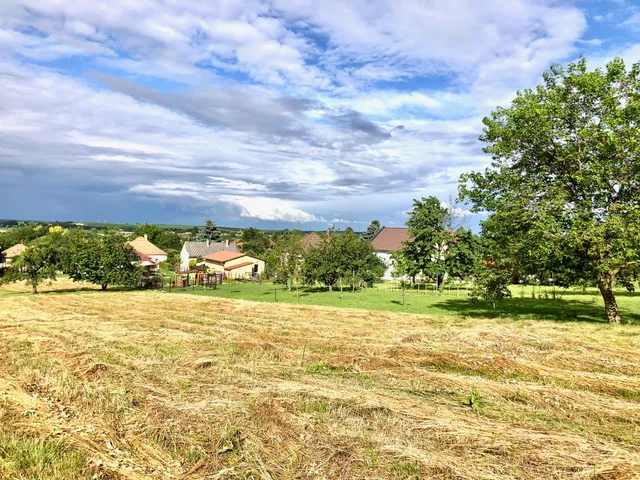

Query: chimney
[225,240,229,247]
[206,240,210,247]
[144,234,148,240]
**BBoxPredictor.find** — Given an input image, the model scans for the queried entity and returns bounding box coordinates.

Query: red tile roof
[302,232,323,248]
[225,261,254,271]
[370,227,410,252]
[204,251,246,263]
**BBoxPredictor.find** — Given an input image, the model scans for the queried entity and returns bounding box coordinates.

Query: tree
[1,230,65,293]
[445,227,482,280]
[303,228,385,290]
[404,197,450,288]
[460,57,640,323]
[471,261,512,310]
[271,230,304,290]
[63,230,141,291]
[0,224,48,252]
[362,220,381,242]
[239,227,271,256]
[392,249,419,306]
[132,224,182,251]
[197,219,223,242]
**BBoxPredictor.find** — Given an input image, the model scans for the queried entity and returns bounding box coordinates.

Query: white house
[370,227,410,280]
[180,240,238,271]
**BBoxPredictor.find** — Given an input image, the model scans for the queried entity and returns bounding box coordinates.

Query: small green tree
[471,261,512,310]
[272,230,304,290]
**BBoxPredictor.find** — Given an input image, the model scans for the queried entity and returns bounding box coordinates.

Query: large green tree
[64,230,141,291]
[1,229,65,293]
[460,57,640,323]
[404,196,450,288]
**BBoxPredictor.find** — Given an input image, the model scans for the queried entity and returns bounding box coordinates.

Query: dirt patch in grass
[0,279,639,479]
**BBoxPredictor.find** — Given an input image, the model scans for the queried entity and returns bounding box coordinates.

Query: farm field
[160,279,640,324]
[1,279,640,479]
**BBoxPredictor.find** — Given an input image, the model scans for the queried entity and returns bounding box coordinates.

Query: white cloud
[221,196,321,222]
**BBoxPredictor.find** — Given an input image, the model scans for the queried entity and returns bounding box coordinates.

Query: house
[180,240,238,270]
[202,251,265,279]
[135,251,158,275]
[128,235,167,270]
[0,242,27,268]
[370,227,410,280]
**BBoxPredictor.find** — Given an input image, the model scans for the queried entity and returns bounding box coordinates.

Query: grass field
[159,279,640,324]
[1,279,640,479]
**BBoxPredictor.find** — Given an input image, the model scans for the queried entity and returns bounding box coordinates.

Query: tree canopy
[239,227,271,256]
[197,219,223,242]
[362,220,381,242]
[303,228,385,290]
[131,224,182,251]
[63,230,141,290]
[1,228,65,293]
[460,56,640,323]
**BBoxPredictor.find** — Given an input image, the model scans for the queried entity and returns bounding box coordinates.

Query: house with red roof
[369,227,411,280]
[202,251,265,279]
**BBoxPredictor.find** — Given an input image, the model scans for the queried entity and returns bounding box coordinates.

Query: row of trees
[1,228,140,293]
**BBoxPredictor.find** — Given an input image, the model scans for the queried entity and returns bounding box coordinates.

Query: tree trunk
[32,284,38,294]
[101,284,108,291]
[402,285,405,306]
[597,274,621,324]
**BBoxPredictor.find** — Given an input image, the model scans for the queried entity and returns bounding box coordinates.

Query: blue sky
[1,0,639,231]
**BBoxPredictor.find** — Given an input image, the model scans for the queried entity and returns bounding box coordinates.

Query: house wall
[203,260,225,273]
[148,254,167,265]
[224,256,265,279]
[376,251,396,280]
[203,256,265,279]
[180,245,190,270]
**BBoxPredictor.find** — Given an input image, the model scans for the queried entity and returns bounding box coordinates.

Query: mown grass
[161,279,640,324]
[0,279,639,479]
[0,400,103,479]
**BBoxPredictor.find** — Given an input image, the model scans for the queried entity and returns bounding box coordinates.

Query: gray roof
[183,241,238,258]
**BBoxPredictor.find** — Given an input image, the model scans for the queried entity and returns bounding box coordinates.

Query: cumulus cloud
[221,196,322,223]
[0,0,616,229]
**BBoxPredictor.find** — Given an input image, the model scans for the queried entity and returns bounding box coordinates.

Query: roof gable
[302,232,323,248]
[370,227,410,252]
[2,243,27,257]
[128,237,167,256]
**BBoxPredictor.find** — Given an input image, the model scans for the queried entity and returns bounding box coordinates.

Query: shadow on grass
[433,297,640,324]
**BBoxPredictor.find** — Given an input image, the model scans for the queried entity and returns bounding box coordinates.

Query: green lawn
[161,280,640,324]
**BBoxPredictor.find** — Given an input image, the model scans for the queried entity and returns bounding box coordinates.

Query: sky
[1,0,639,231]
